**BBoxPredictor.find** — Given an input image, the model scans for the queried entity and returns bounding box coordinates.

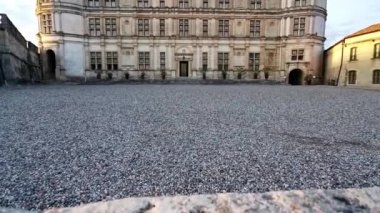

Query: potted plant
[263,67,270,80]
[253,71,259,79]
[140,72,145,80]
[265,72,269,80]
[237,67,244,80]
[125,72,130,80]
[305,74,313,85]
[222,70,227,80]
[161,70,166,80]
[202,69,207,80]
[108,73,113,80]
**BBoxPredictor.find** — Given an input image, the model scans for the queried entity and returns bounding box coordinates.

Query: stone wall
[0,14,41,85]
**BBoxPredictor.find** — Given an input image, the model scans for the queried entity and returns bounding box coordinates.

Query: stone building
[0,14,41,85]
[36,0,327,84]
[324,24,380,89]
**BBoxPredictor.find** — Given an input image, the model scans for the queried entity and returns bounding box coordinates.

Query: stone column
[309,16,315,35]
[286,17,291,36]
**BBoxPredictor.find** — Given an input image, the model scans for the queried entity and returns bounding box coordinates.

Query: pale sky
[1,0,380,48]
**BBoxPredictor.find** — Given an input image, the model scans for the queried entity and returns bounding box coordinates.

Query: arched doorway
[288,69,304,85]
[46,50,56,79]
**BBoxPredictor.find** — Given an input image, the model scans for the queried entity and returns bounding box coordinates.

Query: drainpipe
[0,52,5,86]
[336,40,345,86]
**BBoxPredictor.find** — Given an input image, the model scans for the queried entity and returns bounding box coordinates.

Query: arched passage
[288,69,304,85]
[46,50,56,79]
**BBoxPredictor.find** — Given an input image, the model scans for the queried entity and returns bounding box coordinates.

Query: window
[159,19,165,36]
[294,0,307,6]
[218,20,229,37]
[250,0,262,9]
[202,52,208,71]
[106,52,118,70]
[179,0,189,8]
[350,47,357,61]
[137,0,149,7]
[90,52,102,70]
[373,70,380,84]
[138,19,149,36]
[179,19,189,37]
[160,0,165,7]
[41,14,52,34]
[139,52,150,70]
[203,0,208,8]
[202,20,208,36]
[374,44,380,58]
[105,18,117,36]
[89,18,101,36]
[40,0,51,2]
[105,0,117,7]
[291,49,304,61]
[218,0,230,8]
[348,71,356,84]
[249,53,260,71]
[88,0,100,7]
[160,52,166,70]
[250,20,260,37]
[293,17,306,36]
[218,53,229,71]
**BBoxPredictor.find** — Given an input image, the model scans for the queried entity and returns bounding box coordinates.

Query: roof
[326,23,380,51]
[345,23,380,39]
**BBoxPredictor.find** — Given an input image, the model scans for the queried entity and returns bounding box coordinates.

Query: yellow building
[324,24,380,89]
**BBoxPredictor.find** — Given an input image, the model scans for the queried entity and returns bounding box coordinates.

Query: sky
[1,0,380,48]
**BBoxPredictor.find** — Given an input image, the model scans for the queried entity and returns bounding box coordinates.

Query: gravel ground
[0,85,379,210]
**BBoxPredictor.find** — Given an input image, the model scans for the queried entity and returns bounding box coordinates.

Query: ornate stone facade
[36,0,327,84]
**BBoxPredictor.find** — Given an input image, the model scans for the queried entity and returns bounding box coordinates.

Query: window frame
[218,20,229,37]
[179,19,189,37]
[293,17,306,36]
[137,19,150,36]
[105,18,117,36]
[373,70,380,84]
[347,70,357,85]
[90,52,102,70]
[249,53,260,71]
[218,0,230,9]
[89,18,101,36]
[350,47,357,61]
[41,14,53,34]
[374,43,380,59]
[137,0,150,7]
[160,52,166,71]
[291,49,304,61]
[294,0,307,7]
[250,0,262,9]
[202,52,208,71]
[106,52,118,71]
[250,20,261,38]
[138,52,150,70]
[218,52,229,71]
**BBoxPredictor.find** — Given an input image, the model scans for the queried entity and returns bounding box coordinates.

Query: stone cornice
[37,5,326,18]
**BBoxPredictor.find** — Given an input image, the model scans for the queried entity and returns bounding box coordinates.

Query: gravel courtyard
[0,84,379,210]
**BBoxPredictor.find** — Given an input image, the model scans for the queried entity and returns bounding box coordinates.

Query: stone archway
[288,69,304,85]
[46,49,56,80]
